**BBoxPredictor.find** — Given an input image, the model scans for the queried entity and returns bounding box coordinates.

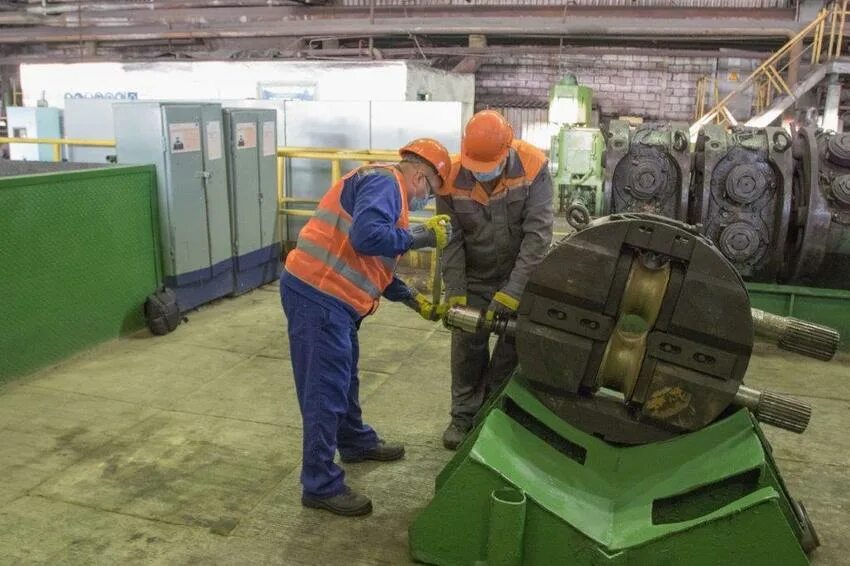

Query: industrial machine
[690,125,793,282]
[222,107,281,295]
[548,75,605,228]
[785,127,850,289]
[410,214,837,565]
[604,121,691,222]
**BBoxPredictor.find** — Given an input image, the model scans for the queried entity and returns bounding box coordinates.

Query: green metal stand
[410,378,816,565]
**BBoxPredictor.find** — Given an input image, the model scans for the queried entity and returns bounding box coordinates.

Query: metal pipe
[751,308,839,361]
[486,488,527,566]
[443,305,516,338]
[0,136,116,147]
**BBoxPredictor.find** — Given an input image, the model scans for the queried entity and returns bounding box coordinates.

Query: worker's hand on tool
[404,292,449,321]
[409,214,452,251]
[485,291,519,322]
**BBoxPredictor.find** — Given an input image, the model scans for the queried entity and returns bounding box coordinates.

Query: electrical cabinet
[113,102,233,312]
[7,107,62,161]
[222,108,281,294]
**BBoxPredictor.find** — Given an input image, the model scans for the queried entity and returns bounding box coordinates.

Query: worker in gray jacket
[436,109,554,449]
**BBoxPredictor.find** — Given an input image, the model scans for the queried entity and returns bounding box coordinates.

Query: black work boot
[340,439,405,463]
[301,487,373,517]
[442,421,470,450]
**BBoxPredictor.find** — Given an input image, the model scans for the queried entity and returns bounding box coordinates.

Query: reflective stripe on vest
[285,165,409,316]
[294,238,382,298]
[312,207,396,271]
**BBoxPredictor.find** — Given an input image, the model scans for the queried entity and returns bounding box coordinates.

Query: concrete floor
[1,282,849,565]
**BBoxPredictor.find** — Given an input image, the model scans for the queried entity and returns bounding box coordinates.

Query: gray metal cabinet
[222,108,281,294]
[114,101,233,312]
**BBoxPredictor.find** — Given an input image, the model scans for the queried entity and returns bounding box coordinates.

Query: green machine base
[410,379,817,565]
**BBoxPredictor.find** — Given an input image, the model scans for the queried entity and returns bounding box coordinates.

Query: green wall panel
[0,165,161,382]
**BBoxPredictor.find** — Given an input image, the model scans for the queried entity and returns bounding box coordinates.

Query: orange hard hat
[461,110,514,172]
[399,138,452,186]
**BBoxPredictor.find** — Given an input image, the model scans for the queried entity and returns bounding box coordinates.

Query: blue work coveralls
[280,168,415,498]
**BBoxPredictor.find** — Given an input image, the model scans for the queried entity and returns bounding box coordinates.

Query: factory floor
[1,282,849,565]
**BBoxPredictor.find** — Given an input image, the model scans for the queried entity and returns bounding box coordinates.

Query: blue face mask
[410,173,436,211]
[472,162,505,183]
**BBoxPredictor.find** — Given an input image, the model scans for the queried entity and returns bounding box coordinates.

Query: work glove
[382,276,415,302]
[445,295,467,308]
[485,291,520,322]
[404,292,449,321]
[409,214,452,251]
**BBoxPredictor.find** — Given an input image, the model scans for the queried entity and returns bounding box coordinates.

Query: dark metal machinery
[785,127,850,289]
[604,121,690,221]
[445,214,838,445]
[690,125,793,282]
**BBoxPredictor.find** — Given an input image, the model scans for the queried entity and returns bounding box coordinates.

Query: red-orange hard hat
[399,138,452,186]
[460,110,514,172]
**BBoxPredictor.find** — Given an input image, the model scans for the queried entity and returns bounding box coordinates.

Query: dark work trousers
[280,279,379,498]
[449,284,518,428]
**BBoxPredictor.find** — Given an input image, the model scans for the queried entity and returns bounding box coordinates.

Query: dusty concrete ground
[1,281,848,565]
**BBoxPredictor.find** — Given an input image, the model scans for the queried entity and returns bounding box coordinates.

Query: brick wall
[475,53,732,122]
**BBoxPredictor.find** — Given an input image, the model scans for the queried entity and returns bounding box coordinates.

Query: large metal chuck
[784,127,850,289]
[445,214,821,445]
[604,121,690,221]
[691,125,793,282]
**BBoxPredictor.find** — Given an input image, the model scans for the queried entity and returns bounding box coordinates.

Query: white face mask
[472,161,505,183]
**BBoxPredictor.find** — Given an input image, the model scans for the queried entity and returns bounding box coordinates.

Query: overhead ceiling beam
[0,43,783,65]
[0,15,801,45]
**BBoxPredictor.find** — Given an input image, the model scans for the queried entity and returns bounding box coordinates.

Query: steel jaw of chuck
[511,213,810,444]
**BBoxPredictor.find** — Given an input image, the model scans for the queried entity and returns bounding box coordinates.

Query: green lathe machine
[410,214,839,566]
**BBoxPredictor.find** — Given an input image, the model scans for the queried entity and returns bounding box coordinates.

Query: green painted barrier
[748,282,850,349]
[0,165,160,382]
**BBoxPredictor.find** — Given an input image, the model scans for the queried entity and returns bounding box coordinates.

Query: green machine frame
[410,378,817,566]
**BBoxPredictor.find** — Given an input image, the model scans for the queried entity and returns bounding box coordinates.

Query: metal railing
[275,146,398,218]
[690,0,849,135]
[0,136,116,161]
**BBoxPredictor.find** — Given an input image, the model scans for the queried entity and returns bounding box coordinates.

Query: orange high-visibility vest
[440,139,547,205]
[285,165,410,317]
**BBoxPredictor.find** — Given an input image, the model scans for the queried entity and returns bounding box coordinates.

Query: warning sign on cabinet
[235,122,257,150]
[169,122,201,154]
[263,121,276,157]
[206,120,222,161]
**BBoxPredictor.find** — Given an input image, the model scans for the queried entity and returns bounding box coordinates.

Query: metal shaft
[444,305,516,337]
[734,385,812,433]
[751,308,839,361]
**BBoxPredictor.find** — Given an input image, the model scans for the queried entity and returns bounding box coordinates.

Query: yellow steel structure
[275,146,397,214]
[0,136,115,162]
[691,0,850,135]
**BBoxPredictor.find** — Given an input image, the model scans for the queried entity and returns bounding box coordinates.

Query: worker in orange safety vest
[281,138,452,517]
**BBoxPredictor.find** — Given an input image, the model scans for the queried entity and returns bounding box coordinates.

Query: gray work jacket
[436,140,554,300]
